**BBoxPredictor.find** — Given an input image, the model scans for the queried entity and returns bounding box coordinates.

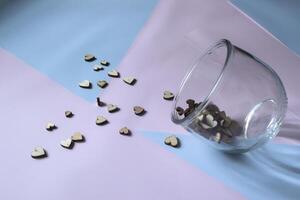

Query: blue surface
[231,0,300,56]
[143,130,300,200]
[0,0,158,101]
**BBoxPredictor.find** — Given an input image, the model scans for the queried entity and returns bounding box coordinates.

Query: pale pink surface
[0,47,244,199]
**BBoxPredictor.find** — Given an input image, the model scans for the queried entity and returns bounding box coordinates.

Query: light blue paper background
[143,131,300,200]
[230,0,300,56]
[0,0,158,101]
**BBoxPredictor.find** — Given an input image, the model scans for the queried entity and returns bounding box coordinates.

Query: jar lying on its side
[171,39,287,153]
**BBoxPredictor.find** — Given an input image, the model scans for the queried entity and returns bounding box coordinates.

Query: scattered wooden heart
[123,77,136,85]
[84,54,96,62]
[79,80,91,88]
[93,64,104,71]
[60,138,73,149]
[71,132,84,142]
[31,147,47,159]
[100,60,110,66]
[97,80,108,88]
[65,111,73,118]
[133,106,145,115]
[96,116,108,125]
[164,135,179,147]
[107,70,119,78]
[107,104,119,113]
[119,127,131,136]
[46,122,56,131]
[96,97,105,107]
[163,90,174,100]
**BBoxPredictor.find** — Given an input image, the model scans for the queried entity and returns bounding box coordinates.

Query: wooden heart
[97,80,108,88]
[71,132,84,142]
[65,111,73,118]
[79,80,91,88]
[119,127,131,136]
[205,114,218,128]
[93,64,104,71]
[31,147,46,158]
[164,135,179,147]
[213,132,222,143]
[60,138,73,149]
[123,77,136,85]
[107,104,118,113]
[107,70,119,77]
[133,106,145,115]
[96,116,108,125]
[163,90,174,100]
[46,122,56,131]
[84,54,95,61]
[100,60,110,66]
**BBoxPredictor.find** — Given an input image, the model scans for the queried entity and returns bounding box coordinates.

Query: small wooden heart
[97,80,108,88]
[46,122,56,131]
[96,116,108,125]
[205,114,218,128]
[164,135,179,147]
[84,54,96,61]
[107,104,119,113]
[79,80,91,88]
[133,106,145,115]
[163,90,174,100]
[93,64,104,71]
[119,127,131,136]
[213,132,222,143]
[108,70,119,78]
[123,77,136,85]
[65,111,73,118]
[60,138,73,149]
[71,132,84,142]
[100,60,110,66]
[31,147,47,159]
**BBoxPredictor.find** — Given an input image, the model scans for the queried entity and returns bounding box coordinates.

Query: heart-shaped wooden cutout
[31,147,46,158]
[96,116,108,125]
[65,111,73,118]
[79,80,91,88]
[205,114,218,128]
[133,106,145,115]
[123,77,136,85]
[163,90,174,100]
[60,138,73,149]
[97,80,108,88]
[71,132,84,142]
[100,60,110,66]
[119,127,131,136]
[46,122,56,131]
[84,54,95,61]
[107,104,118,113]
[213,132,222,143]
[93,64,104,71]
[108,70,119,78]
[164,135,179,147]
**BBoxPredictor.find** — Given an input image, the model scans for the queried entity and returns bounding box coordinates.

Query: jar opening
[171,39,233,125]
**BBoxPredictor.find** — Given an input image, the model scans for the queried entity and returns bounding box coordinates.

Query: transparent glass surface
[171,39,288,153]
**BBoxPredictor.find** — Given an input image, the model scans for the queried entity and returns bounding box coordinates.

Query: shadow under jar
[172,39,287,153]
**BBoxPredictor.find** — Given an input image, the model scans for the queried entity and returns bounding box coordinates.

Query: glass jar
[171,39,288,153]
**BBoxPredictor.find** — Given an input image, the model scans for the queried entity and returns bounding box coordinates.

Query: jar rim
[171,39,234,125]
